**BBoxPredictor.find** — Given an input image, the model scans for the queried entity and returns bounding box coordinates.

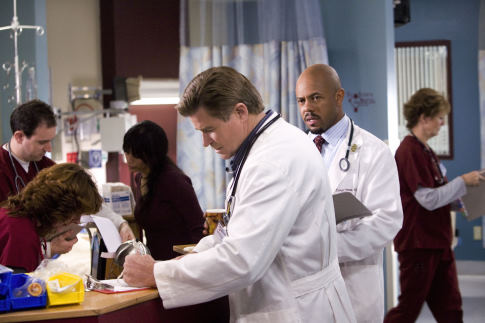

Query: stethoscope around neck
[409,131,445,185]
[338,118,354,172]
[223,112,281,226]
[7,139,39,193]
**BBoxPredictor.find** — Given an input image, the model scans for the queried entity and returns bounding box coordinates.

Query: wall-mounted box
[473,226,482,241]
[99,114,137,152]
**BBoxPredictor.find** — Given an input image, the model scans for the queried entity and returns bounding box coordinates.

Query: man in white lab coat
[123,66,356,322]
[295,64,403,323]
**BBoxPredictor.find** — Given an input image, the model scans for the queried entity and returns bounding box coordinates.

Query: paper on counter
[81,215,122,253]
[333,192,372,224]
[98,279,149,293]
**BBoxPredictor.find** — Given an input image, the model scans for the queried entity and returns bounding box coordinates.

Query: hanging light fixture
[129,79,180,105]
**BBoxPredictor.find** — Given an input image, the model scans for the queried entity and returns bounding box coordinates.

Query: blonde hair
[404,88,450,130]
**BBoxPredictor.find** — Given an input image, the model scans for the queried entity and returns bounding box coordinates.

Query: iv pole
[0,0,44,106]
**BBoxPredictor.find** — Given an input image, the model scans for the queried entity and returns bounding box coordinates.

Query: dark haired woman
[123,120,228,322]
[385,88,484,322]
[0,163,103,272]
[123,120,206,260]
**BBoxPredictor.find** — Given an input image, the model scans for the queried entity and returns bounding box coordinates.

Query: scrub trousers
[384,248,463,323]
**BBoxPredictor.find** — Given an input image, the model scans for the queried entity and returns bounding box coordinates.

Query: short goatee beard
[309,128,324,135]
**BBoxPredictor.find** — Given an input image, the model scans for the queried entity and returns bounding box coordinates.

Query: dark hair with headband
[10,100,57,138]
[123,120,179,206]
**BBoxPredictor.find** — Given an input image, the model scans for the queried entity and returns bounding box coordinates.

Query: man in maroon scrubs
[0,100,74,256]
[0,100,56,200]
[0,100,134,258]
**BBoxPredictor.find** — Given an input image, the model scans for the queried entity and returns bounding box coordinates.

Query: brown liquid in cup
[205,209,225,234]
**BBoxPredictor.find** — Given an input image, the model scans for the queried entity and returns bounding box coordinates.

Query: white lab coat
[323,122,403,323]
[153,117,356,323]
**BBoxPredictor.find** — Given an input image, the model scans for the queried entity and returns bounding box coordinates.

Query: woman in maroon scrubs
[0,163,102,272]
[385,88,483,322]
[123,120,229,323]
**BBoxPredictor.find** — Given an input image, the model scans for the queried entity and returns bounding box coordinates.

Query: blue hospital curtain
[177,0,328,210]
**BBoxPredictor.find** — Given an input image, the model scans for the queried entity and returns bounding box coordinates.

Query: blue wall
[321,0,484,260]
[320,0,396,141]
[0,0,48,142]
[319,1,399,309]
[395,0,484,260]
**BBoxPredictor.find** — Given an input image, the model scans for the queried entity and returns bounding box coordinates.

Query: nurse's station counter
[0,289,164,323]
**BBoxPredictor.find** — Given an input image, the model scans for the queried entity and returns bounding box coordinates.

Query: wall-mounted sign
[346,91,375,112]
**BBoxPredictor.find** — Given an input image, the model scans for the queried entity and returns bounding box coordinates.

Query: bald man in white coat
[296,64,403,323]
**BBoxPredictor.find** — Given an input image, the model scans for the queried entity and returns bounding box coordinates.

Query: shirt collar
[308,115,349,146]
[323,115,349,145]
[230,110,277,173]
[3,143,30,172]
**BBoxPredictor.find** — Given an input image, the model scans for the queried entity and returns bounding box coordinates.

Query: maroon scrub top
[0,146,55,202]
[132,163,205,261]
[0,208,43,272]
[393,135,452,252]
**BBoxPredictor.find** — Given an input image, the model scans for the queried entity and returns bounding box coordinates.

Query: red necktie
[313,135,325,153]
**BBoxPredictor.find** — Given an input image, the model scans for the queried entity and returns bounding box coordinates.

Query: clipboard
[333,192,372,224]
[461,180,485,221]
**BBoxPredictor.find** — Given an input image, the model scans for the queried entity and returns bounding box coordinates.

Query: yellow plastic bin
[46,273,84,306]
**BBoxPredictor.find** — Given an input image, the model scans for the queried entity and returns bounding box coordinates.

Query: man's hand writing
[123,254,157,288]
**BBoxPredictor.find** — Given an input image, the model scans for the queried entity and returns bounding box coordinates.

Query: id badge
[335,173,357,194]
[214,222,228,243]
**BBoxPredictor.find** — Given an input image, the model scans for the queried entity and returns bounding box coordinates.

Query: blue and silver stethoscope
[338,118,354,172]
[7,139,39,193]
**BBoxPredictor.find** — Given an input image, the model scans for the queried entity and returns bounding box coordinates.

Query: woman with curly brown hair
[0,163,102,272]
[385,88,484,322]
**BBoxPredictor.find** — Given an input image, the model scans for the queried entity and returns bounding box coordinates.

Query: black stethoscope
[338,118,354,172]
[7,139,39,193]
[223,112,281,226]
[410,132,445,185]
